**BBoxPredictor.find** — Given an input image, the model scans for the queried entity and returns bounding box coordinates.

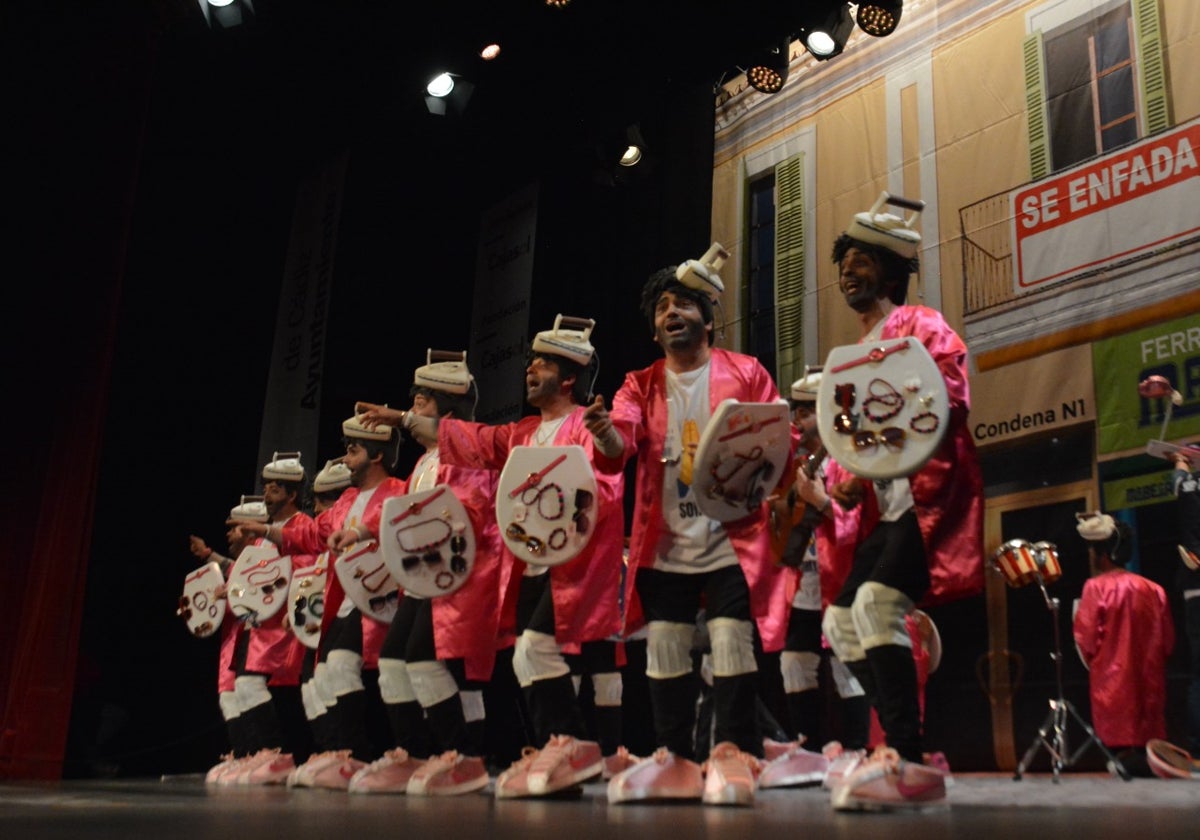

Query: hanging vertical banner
[1093,312,1200,456]
[469,182,538,424]
[258,151,348,477]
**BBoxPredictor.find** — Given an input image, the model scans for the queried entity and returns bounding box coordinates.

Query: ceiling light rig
[746,39,791,95]
[856,1,903,37]
[801,2,855,61]
[197,0,255,30]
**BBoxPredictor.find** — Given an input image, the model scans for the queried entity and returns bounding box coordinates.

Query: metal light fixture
[746,39,791,94]
[856,1,903,37]
[424,73,474,117]
[801,2,854,60]
[197,0,255,30]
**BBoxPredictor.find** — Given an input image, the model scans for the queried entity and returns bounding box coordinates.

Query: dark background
[4,0,845,776]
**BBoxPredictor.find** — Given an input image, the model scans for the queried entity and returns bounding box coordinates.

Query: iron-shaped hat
[414,349,473,395]
[790,367,822,403]
[230,494,269,523]
[531,314,596,366]
[675,242,728,302]
[1075,511,1116,542]
[262,451,305,482]
[313,458,352,493]
[342,409,394,442]
[845,191,924,260]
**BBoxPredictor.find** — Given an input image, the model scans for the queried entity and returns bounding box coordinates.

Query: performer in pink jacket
[583,248,792,806]
[1074,513,1174,776]
[820,195,983,812]
[349,352,499,796]
[289,416,406,789]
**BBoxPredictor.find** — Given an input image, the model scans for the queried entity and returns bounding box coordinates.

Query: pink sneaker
[762,737,801,762]
[607,748,703,804]
[526,735,603,795]
[242,749,296,785]
[214,754,255,787]
[602,747,643,781]
[758,744,828,789]
[494,747,541,799]
[289,750,352,789]
[821,741,867,791]
[308,750,366,791]
[406,751,489,796]
[205,753,239,785]
[348,748,426,794]
[701,741,759,806]
[1146,739,1200,780]
[923,750,955,788]
[831,747,947,812]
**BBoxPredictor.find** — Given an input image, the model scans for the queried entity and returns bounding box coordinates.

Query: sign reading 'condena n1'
[1010,117,1200,293]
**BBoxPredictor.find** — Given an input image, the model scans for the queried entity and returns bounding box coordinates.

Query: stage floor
[2,772,1197,840]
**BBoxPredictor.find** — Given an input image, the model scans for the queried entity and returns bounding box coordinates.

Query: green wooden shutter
[1133,0,1170,134]
[774,153,805,388]
[1023,31,1051,180]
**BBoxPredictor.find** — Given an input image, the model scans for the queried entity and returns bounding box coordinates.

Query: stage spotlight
[197,0,255,30]
[746,39,791,94]
[424,72,474,117]
[618,124,647,167]
[856,1,902,37]
[801,2,854,60]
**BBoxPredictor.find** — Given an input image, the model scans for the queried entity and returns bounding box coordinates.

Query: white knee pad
[300,680,328,721]
[511,630,569,688]
[780,650,821,694]
[218,690,243,722]
[234,674,272,712]
[707,617,757,677]
[461,689,485,723]
[645,621,695,680]
[407,659,459,709]
[829,657,865,698]
[312,662,338,709]
[592,672,623,708]
[822,605,865,663]
[377,657,416,705]
[324,649,365,697]
[850,582,914,651]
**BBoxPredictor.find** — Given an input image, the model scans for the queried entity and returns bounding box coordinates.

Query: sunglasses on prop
[367,589,400,613]
[506,522,546,557]
[851,427,906,452]
[572,488,594,536]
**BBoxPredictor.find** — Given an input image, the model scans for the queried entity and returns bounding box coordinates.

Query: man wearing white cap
[759,370,869,789]
[820,194,983,811]
[350,351,501,797]
[1170,444,1200,755]
[583,246,793,807]
[359,323,627,798]
[219,454,324,785]
[1074,512,1173,776]
[289,417,406,788]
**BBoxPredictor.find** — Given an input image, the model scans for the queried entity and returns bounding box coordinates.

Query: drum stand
[1013,574,1130,782]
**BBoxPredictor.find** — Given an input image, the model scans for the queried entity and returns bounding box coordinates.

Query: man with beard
[819,195,982,812]
[218,453,324,785]
[349,352,499,797]
[358,319,628,798]
[582,248,792,807]
[289,418,406,789]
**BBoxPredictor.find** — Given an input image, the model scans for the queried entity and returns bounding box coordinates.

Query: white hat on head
[790,367,822,403]
[230,494,269,523]
[262,451,305,482]
[414,349,473,395]
[675,242,729,302]
[532,314,596,366]
[1075,511,1116,542]
[343,408,394,442]
[313,458,352,493]
[845,191,924,260]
